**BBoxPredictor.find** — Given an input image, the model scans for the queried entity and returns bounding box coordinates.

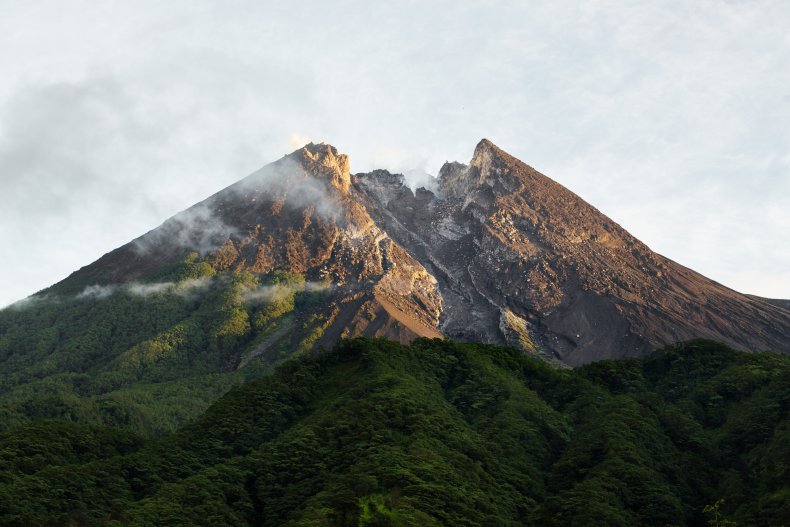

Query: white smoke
[129,155,346,259]
[234,157,345,220]
[287,133,311,150]
[402,168,439,194]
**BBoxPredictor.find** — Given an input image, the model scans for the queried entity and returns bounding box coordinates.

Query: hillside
[0,257,311,434]
[0,339,787,526]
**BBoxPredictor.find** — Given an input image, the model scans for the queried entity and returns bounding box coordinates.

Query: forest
[0,253,327,436]
[0,337,788,526]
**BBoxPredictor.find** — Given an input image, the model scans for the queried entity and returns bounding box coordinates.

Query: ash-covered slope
[356,139,790,365]
[748,295,790,312]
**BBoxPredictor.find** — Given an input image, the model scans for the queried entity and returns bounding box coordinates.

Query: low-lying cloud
[4,274,330,312]
[5,294,61,311]
[126,282,172,296]
[76,277,213,301]
[77,284,119,300]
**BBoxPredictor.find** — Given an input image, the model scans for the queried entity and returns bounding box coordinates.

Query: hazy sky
[1,0,789,307]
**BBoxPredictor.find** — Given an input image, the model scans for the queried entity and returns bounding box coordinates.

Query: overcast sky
[1,0,789,307]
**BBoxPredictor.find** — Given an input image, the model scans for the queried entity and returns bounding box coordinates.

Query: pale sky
[1,0,789,307]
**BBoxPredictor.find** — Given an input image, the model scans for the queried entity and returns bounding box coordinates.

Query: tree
[703,499,737,527]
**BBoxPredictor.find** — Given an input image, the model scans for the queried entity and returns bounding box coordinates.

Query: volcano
[3,138,789,527]
[48,139,790,366]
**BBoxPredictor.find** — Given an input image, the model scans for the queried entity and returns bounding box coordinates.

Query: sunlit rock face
[55,139,790,366]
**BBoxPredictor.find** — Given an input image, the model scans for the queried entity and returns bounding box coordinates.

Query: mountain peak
[439,138,509,198]
[358,138,790,365]
[472,138,504,161]
[289,142,351,193]
[469,137,506,179]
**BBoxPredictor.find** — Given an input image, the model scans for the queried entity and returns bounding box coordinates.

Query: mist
[77,284,119,300]
[233,156,346,220]
[74,277,214,302]
[132,203,239,256]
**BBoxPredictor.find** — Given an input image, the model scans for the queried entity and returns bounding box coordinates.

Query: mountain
[2,140,790,526]
[54,143,443,345]
[1,139,789,434]
[0,144,441,435]
[49,139,790,366]
[1,338,788,526]
[748,295,790,312]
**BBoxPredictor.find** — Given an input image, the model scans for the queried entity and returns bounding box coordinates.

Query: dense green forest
[0,338,787,526]
[0,253,330,435]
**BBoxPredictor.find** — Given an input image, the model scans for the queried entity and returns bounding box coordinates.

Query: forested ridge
[0,253,329,436]
[0,338,788,526]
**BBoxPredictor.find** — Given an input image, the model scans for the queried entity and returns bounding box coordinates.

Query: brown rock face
[356,139,790,365]
[57,139,790,366]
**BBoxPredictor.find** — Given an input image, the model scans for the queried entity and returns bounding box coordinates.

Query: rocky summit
[52,139,790,366]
